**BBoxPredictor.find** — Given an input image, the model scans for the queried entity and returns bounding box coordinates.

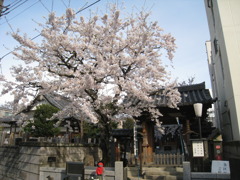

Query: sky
[0,0,211,104]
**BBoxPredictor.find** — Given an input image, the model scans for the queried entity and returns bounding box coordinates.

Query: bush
[23,104,60,137]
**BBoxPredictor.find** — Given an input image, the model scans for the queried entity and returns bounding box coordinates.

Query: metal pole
[198,117,202,139]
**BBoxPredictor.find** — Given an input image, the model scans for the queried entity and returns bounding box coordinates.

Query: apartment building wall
[205,41,219,129]
[205,0,240,141]
[205,0,240,179]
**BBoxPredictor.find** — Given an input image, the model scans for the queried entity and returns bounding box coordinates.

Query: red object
[216,155,222,160]
[98,162,104,167]
[96,162,104,175]
[216,145,221,149]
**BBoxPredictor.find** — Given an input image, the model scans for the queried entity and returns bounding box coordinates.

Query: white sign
[211,160,230,174]
[192,140,204,157]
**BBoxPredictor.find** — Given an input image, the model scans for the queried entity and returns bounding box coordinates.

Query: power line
[0,0,102,62]
[1,0,29,16]
[60,0,68,9]
[0,34,41,61]
[2,0,22,11]
[1,0,23,16]
[76,0,100,14]
[51,0,54,12]
[7,0,25,9]
[0,0,40,26]
[68,0,71,8]
[39,0,50,13]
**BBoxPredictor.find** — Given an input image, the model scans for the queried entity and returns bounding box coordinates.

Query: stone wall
[0,142,102,180]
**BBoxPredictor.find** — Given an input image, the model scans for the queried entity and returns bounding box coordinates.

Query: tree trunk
[99,119,112,166]
[95,109,115,166]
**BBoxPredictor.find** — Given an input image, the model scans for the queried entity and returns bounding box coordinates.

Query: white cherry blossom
[0,7,181,128]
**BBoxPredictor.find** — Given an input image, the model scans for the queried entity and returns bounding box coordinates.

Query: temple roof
[22,82,213,112]
[160,82,214,106]
[20,93,71,113]
[124,82,215,107]
[40,93,71,110]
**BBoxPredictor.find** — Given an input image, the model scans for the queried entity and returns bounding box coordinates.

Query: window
[208,0,216,27]
[214,38,219,54]
[219,50,225,80]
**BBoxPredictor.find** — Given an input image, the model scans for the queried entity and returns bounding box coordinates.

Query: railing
[153,153,183,166]
[128,153,184,166]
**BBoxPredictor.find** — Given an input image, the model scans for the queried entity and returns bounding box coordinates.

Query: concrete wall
[205,0,240,141]
[183,161,230,180]
[218,0,240,141]
[0,143,102,180]
[39,166,116,180]
[39,161,124,180]
[205,1,240,178]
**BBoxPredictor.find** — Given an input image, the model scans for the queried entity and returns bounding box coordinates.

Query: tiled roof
[43,93,71,109]
[20,82,213,114]
[20,93,71,113]
[18,93,81,121]
[124,82,215,107]
[177,82,214,106]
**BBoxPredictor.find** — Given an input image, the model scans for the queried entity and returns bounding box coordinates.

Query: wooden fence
[128,153,184,166]
[152,153,183,166]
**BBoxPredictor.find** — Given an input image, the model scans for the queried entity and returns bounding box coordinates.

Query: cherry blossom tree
[0,6,181,163]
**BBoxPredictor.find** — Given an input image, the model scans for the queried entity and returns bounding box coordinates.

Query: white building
[204,0,240,177]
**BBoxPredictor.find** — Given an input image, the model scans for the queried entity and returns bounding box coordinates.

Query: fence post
[183,161,191,180]
[177,153,180,165]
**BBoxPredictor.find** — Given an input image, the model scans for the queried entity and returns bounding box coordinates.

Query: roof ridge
[177,82,205,92]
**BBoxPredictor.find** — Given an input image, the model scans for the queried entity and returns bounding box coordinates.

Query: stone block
[191,172,216,178]
[216,173,230,179]
[115,161,123,180]
[183,161,191,180]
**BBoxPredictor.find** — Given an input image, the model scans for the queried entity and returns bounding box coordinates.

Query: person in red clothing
[96,161,104,180]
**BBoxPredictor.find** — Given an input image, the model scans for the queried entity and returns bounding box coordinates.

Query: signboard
[192,140,204,157]
[66,161,84,178]
[211,160,230,174]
